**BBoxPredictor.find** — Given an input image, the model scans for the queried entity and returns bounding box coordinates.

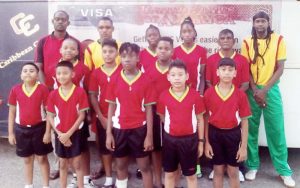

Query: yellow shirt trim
[146,47,157,57]
[100,64,118,77]
[155,61,169,74]
[121,70,142,86]
[22,82,39,97]
[215,85,235,101]
[180,43,196,54]
[169,86,189,102]
[59,84,76,101]
[219,51,236,59]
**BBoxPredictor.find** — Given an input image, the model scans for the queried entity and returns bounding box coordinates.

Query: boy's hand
[236,146,247,163]
[99,116,108,130]
[198,143,204,158]
[43,132,51,144]
[205,142,214,159]
[144,135,153,152]
[8,134,16,145]
[106,132,115,151]
[63,139,72,147]
[58,133,71,144]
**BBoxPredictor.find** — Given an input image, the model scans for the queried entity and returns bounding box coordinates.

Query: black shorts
[208,124,241,167]
[113,126,150,158]
[55,130,81,158]
[162,132,198,176]
[80,120,90,152]
[15,122,53,157]
[153,106,162,151]
[96,119,111,155]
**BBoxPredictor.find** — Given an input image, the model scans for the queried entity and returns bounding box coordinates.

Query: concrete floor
[0,138,299,188]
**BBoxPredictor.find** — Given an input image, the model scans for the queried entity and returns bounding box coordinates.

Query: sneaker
[67,176,77,188]
[196,165,202,178]
[209,170,214,180]
[245,170,257,181]
[136,169,142,179]
[84,179,96,188]
[239,170,245,182]
[280,176,296,187]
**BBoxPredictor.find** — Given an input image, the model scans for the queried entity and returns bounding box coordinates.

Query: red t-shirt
[204,85,251,129]
[173,44,207,91]
[139,48,157,73]
[47,85,89,132]
[106,70,156,129]
[206,52,250,87]
[8,83,49,126]
[89,64,122,118]
[157,87,205,136]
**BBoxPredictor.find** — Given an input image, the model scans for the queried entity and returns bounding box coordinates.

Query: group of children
[8,15,259,188]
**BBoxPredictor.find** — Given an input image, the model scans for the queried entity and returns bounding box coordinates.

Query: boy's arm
[240,82,249,92]
[47,112,60,134]
[196,113,205,157]
[106,102,116,151]
[8,105,16,145]
[89,93,107,128]
[236,118,248,162]
[199,64,206,95]
[144,105,154,151]
[204,113,214,159]
[43,112,52,144]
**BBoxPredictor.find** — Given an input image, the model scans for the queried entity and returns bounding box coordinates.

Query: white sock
[24,185,33,188]
[42,186,50,188]
[115,178,128,188]
[104,176,113,186]
[84,175,91,184]
[73,173,77,178]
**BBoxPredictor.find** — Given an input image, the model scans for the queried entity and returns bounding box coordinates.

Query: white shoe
[239,170,245,182]
[280,176,296,187]
[67,176,77,188]
[84,179,96,188]
[209,170,214,180]
[245,170,257,181]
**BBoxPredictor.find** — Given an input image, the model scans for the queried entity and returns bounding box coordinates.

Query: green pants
[246,83,292,176]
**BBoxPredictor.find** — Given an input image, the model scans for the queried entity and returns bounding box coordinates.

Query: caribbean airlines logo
[10,12,39,37]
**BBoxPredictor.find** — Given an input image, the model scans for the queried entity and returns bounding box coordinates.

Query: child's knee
[227,166,239,179]
[59,159,68,170]
[24,156,34,165]
[36,155,48,164]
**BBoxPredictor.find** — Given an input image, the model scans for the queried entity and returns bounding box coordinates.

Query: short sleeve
[78,89,89,111]
[241,57,250,83]
[105,76,117,103]
[156,93,165,115]
[195,94,205,115]
[34,38,45,64]
[8,87,17,106]
[238,91,252,119]
[46,91,55,114]
[144,79,157,106]
[241,40,250,62]
[88,70,98,93]
[42,85,49,107]
[84,45,94,71]
[205,58,213,82]
[277,36,287,61]
[200,47,207,65]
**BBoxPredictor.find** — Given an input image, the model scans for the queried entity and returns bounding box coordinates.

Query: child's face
[157,41,173,62]
[180,24,195,43]
[146,28,160,47]
[120,50,139,72]
[21,65,38,83]
[102,45,118,64]
[217,66,236,83]
[56,66,74,85]
[218,33,235,51]
[60,40,79,61]
[98,20,114,40]
[168,67,189,88]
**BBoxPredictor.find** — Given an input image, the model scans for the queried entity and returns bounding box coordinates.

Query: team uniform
[89,64,122,154]
[173,44,207,91]
[139,47,157,73]
[47,84,89,158]
[8,83,53,157]
[84,40,121,70]
[106,70,156,158]
[157,87,205,176]
[241,33,293,176]
[206,51,250,87]
[204,85,251,166]
[35,32,82,88]
[145,61,171,150]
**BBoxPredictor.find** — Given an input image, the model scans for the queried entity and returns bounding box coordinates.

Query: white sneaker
[280,176,296,187]
[245,170,257,181]
[84,179,96,188]
[209,170,214,180]
[67,176,77,188]
[239,170,245,182]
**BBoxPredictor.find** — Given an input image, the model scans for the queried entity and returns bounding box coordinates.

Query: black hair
[119,42,140,55]
[99,16,113,25]
[251,11,273,66]
[169,59,187,72]
[146,24,161,35]
[102,39,118,50]
[158,36,174,47]
[56,60,74,70]
[219,29,234,38]
[22,62,39,72]
[218,57,236,68]
[53,10,69,20]
[180,16,197,41]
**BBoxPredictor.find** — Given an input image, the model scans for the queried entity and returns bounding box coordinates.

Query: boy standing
[157,60,205,188]
[204,58,251,188]
[106,42,155,188]
[8,62,53,188]
[47,61,89,188]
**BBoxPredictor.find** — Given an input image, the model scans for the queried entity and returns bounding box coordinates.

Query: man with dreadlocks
[241,11,295,187]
